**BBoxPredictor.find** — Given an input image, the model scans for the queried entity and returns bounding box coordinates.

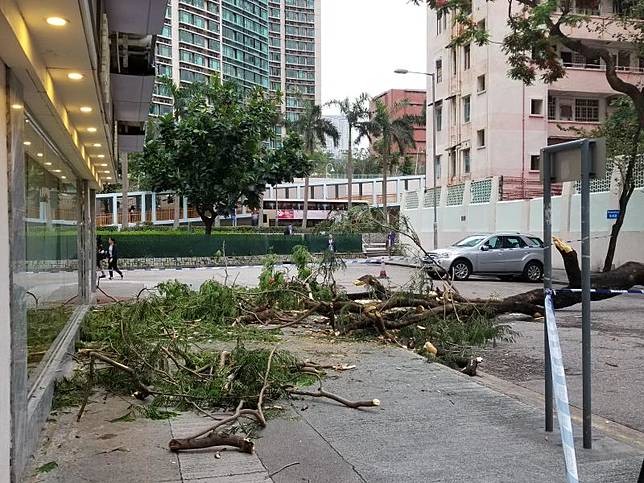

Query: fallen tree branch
[287,387,380,409]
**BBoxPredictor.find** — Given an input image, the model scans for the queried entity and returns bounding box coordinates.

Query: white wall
[403,179,644,270]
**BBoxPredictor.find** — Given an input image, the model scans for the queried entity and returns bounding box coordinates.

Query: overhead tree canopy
[131,77,311,234]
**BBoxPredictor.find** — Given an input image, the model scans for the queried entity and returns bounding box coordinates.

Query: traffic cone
[379,259,388,279]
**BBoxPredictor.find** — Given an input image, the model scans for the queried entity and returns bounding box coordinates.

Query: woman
[96,240,106,279]
[107,237,123,280]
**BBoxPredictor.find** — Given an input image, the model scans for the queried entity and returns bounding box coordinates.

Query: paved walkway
[31,338,643,482]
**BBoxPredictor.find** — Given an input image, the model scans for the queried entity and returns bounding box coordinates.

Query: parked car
[423,232,545,282]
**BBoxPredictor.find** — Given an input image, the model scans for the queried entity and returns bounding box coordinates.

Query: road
[99,262,644,435]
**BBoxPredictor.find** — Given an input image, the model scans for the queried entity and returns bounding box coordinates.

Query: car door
[499,235,529,272]
[476,235,504,272]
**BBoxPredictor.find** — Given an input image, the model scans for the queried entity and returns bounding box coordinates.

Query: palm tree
[290,102,339,228]
[357,99,416,223]
[328,93,370,209]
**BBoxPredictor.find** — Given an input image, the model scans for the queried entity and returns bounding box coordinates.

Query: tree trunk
[382,157,388,224]
[302,176,310,229]
[603,125,641,272]
[347,129,353,209]
[202,215,214,235]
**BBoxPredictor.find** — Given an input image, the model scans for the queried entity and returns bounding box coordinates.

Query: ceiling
[2,0,116,186]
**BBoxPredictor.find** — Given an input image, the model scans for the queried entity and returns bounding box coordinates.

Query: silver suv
[423,233,544,282]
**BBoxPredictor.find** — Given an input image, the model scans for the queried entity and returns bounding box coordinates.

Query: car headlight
[429,253,450,259]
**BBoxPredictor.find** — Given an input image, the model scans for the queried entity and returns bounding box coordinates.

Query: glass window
[477,129,485,147]
[435,101,442,131]
[453,235,485,247]
[477,74,486,92]
[463,95,471,123]
[484,236,503,249]
[530,155,540,171]
[462,148,471,173]
[531,99,544,115]
[502,235,527,249]
[575,98,599,122]
[464,44,471,70]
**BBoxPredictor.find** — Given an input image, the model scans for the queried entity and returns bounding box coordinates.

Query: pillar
[90,188,97,293]
[120,152,129,229]
[183,196,188,222]
[372,180,377,205]
[77,180,92,304]
[151,192,157,224]
[140,193,146,224]
[396,179,401,204]
[111,194,118,226]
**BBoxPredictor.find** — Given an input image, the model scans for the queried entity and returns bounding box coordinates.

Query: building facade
[152,0,321,121]
[371,89,427,171]
[425,0,641,196]
[0,1,164,480]
[322,114,351,159]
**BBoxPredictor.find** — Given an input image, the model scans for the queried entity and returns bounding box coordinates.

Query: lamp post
[394,68,438,250]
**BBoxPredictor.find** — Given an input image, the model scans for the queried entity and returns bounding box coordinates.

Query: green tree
[588,98,643,271]
[413,0,644,270]
[357,100,416,223]
[328,93,370,209]
[131,77,310,235]
[289,102,339,228]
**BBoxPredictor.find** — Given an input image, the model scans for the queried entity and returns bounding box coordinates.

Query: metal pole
[542,149,554,432]
[431,73,438,250]
[580,140,592,449]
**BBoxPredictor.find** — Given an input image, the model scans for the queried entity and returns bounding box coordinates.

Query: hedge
[96,232,362,258]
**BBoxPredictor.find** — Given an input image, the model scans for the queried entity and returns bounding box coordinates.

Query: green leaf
[36,461,58,474]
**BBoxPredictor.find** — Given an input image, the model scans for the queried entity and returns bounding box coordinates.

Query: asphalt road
[100,263,644,434]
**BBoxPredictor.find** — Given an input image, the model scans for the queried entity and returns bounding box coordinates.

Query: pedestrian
[251,209,259,227]
[284,223,294,236]
[96,241,106,279]
[107,236,123,280]
[327,234,335,252]
[387,230,396,250]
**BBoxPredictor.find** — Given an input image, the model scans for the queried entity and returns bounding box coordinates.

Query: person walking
[96,240,106,279]
[107,237,123,280]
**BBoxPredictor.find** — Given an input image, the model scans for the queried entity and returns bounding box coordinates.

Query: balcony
[105,0,168,36]
[551,65,644,95]
[547,120,600,140]
[552,13,638,41]
[110,33,156,124]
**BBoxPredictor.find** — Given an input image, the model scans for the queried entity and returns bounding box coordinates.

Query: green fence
[96,232,362,258]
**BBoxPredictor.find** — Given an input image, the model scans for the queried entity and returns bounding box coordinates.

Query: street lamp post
[395,68,438,250]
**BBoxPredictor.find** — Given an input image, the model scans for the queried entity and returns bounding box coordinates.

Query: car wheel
[523,261,543,283]
[450,259,472,281]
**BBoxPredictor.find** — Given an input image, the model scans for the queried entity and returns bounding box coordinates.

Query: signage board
[607,210,620,220]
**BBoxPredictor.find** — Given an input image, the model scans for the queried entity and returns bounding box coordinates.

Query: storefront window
[15,113,79,382]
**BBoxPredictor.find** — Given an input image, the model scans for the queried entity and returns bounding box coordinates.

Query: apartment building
[0,1,164,480]
[371,89,428,169]
[152,0,321,121]
[323,114,351,159]
[425,0,640,194]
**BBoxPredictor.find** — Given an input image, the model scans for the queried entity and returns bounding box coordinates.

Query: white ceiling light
[37,153,44,157]
[52,169,62,173]
[44,162,52,166]
[23,141,31,146]
[80,106,93,113]
[46,17,68,26]
[93,143,102,147]
[105,177,112,180]
[97,163,108,167]
[97,154,105,158]
[86,127,97,133]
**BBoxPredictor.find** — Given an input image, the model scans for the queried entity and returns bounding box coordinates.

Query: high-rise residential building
[152,0,321,121]
[371,89,427,169]
[323,114,351,159]
[425,1,641,195]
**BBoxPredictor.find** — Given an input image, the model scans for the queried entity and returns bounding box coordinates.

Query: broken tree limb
[168,346,278,452]
[287,387,380,409]
[86,352,153,399]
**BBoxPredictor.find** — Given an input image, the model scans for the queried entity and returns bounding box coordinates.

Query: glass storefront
[10,105,80,383]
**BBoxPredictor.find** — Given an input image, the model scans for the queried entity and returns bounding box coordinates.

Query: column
[90,188,97,293]
[396,179,401,204]
[371,180,377,205]
[77,180,92,304]
[297,185,302,199]
[140,193,146,225]
[489,176,500,233]
[151,192,157,224]
[173,194,180,228]
[120,152,129,228]
[111,194,118,226]
[183,196,188,222]
[322,183,327,200]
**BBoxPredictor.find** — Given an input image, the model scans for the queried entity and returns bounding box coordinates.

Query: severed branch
[287,385,380,409]
[168,346,278,452]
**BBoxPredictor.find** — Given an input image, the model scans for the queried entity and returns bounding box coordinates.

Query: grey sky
[321,0,427,114]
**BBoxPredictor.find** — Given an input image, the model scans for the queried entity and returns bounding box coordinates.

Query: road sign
[607,210,620,220]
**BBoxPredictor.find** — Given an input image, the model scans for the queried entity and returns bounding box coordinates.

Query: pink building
[425,0,642,198]
[371,89,427,171]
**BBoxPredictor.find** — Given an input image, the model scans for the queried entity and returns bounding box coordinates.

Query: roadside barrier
[544,289,579,483]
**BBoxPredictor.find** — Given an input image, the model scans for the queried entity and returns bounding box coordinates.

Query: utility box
[540,138,606,183]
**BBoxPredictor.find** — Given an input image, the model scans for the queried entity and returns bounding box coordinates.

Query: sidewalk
[30,338,643,482]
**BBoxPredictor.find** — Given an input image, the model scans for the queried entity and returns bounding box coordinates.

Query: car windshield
[452,236,485,247]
